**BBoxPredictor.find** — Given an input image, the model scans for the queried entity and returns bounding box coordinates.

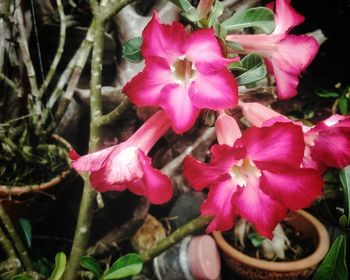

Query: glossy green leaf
[103,253,142,280]
[236,53,267,85]
[49,252,66,280]
[208,0,224,27]
[19,218,32,248]
[222,7,275,34]
[338,96,349,114]
[312,235,348,280]
[80,256,102,280]
[248,232,265,247]
[122,37,143,63]
[340,165,350,226]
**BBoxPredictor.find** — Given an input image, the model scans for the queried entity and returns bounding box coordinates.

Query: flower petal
[233,181,287,239]
[90,169,127,192]
[215,113,242,146]
[200,179,237,232]
[141,12,187,62]
[184,144,244,191]
[260,169,323,210]
[273,0,305,35]
[239,102,282,127]
[122,56,172,106]
[311,127,350,168]
[160,84,200,133]
[128,152,173,204]
[71,146,115,172]
[242,122,305,172]
[189,67,238,110]
[185,29,230,69]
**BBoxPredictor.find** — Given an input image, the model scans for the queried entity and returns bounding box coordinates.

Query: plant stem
[0,73,23,96]
[95,97,131,127]
[0,203,33,271]
[0,226,17,258]
[15,0,40,120]
[140,215,212,262]
[63,16,106,280]
[38,0,66,98]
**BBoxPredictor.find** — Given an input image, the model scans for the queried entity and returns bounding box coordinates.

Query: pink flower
[123,12,238,134]
[70,111,173,204]
[240,102,350,172]
[227,0,319,99]
[183,113,323,238]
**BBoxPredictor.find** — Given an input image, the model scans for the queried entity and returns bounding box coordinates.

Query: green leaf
[248,232,265,247]
[340,166,350,226]
[19,218,32,248]
[12,276,33,280]
[338,96,349,115]
[80,256,102,280]
[312,235,348,280]
[103,253,143,280]
[208,0,224,27]
[316,91,340,98]
[226,40,244,52]
[173,0,201,22]
[122,37,143,63]
[228,61,245,71]
[49,252,67,280]
[222,7,275,34]
[236,53,267,85]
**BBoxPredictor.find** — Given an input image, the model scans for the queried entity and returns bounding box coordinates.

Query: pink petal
[260,169,323,210]
[128,152,173,204]
[233,181,287,239]
[311,127,350,168]
[189,67,238,110]
[185,29,230,69]
[90,169,127,192]
[273,0,305,35]
[183,156,230,191]
[215,113,242,146]
[71,146,116,172]
[242,122,305,172]
[274,35,319,73]
[200,179,237,232]
[141,12,187,63]
[239,102,282,127]
[160,84,200,134]
[184,144,245,191]
[270,61,299,99]
[122,56,172,106]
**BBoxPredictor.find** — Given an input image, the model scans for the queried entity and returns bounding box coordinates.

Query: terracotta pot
[0,134,72,197]
[213,210,330,280]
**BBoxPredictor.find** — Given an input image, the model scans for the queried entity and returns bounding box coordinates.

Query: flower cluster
[70,0,350,238]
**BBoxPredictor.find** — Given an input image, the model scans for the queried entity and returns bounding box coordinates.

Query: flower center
[230,158,261,187]
[171,55,197,86]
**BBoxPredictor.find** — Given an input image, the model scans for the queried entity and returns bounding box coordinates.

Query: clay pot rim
[0,134,73,197]
[212,210,330,272]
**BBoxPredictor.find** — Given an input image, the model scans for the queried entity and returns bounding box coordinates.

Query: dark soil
[224,221,316,262]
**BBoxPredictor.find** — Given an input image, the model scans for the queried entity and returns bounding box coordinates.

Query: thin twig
[102,0,139,21]
[38,0,66,98]
[140,216,212,262]
[0,203,33,271]
[95,97,131,127]
[0,73,23,96]
[161,127,216,176]
[15,0,39,97]
[43,21,95,129]
[0,226,17,258]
